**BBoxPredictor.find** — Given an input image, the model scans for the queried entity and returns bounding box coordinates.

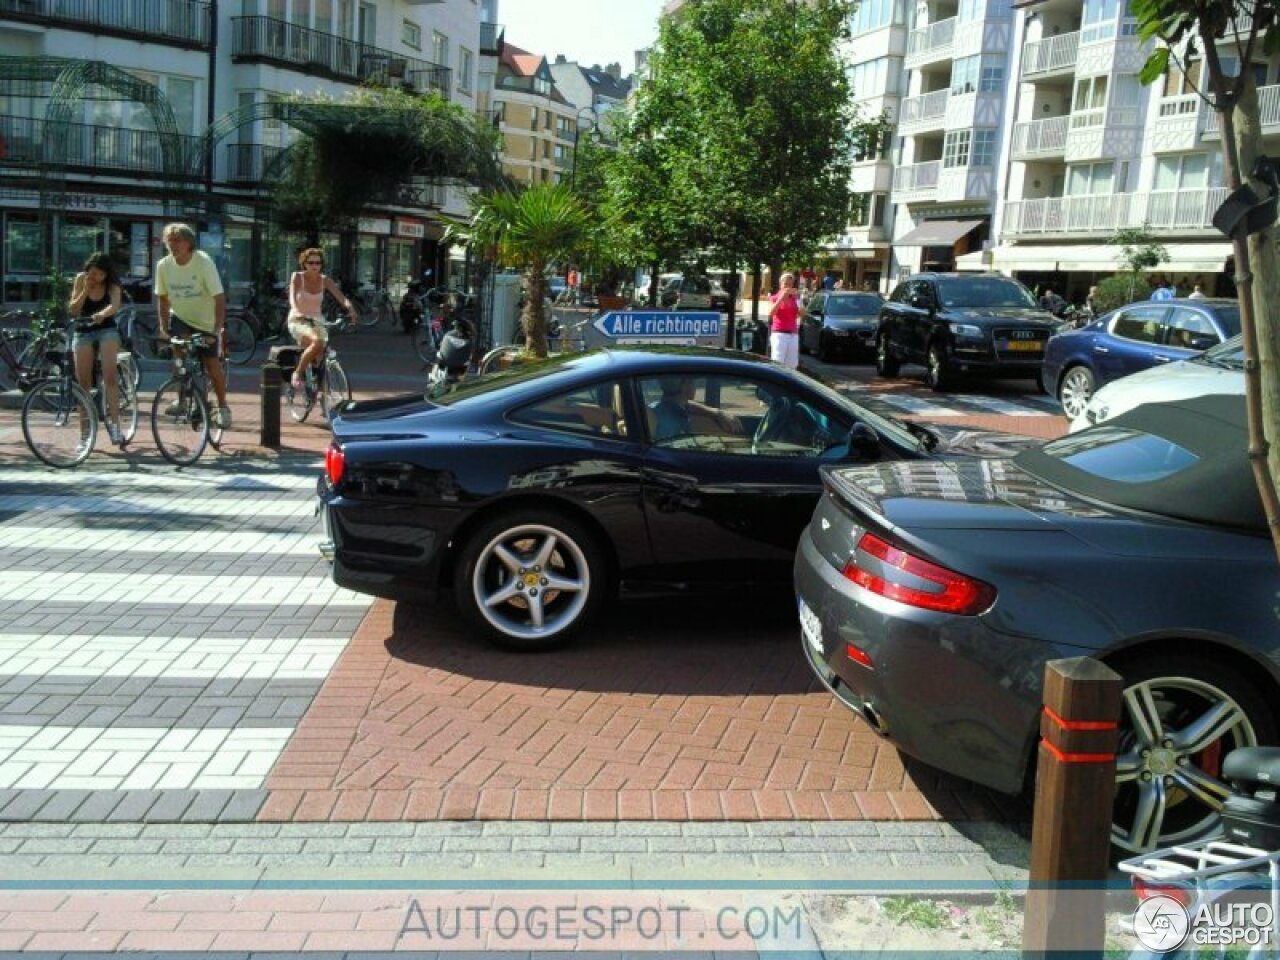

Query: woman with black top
[69,252,125,446]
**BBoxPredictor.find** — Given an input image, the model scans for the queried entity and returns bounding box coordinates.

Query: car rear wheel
[875,334,900,377]
[455,509,606,650]
[1057,365,1095,420]
[926,342,952,392]
[1110,655,1276,853]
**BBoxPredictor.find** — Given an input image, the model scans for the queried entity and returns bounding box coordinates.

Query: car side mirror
[1189,335,1218,351]
[846,422,882,461]
[910,293,932,310]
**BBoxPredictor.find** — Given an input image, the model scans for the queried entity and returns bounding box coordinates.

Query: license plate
[799,597,823,655]
[1002,340,1043,352]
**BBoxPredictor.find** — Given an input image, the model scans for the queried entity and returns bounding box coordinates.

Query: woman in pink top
[767,271,807,370]
[287,248,357,391]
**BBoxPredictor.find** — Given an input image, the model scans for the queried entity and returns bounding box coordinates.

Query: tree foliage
[1091,274,1143,315]
[604,0,863,291]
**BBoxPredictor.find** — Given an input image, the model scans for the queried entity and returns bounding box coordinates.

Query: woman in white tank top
[287,247,357,391]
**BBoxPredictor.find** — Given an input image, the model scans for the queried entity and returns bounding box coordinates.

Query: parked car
[875,273,1059,391]
[547,276,568,302]
[1071,334,1245,432]
[801,291,884,362]
[1042,298,1241,421]
[633,273,677,306]
[658,274,731,312]
[794,393,1274,853]
[318,348,1035,649]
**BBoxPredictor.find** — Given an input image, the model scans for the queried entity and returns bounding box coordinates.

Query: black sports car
[794,394,1277,852]
[318,348,1036,648]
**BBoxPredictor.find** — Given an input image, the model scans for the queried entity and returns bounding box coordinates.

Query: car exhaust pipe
[860,702,889,736]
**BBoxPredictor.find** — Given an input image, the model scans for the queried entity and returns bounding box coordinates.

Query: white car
[1070,335,1245,432]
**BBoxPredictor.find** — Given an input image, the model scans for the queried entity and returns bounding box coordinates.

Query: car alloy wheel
[1111,658,1273,853]
[875,334,900,377]
[926,342,951,392]
[1058,366,1095,420]
[457,511,603,649]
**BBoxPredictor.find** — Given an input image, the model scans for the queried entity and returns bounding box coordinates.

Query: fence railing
[0,113,202,179]
[1205,83,1280,132]
[1012,115,1069,156]
[892,159,941,192]
[0,0,212,48]
[1021,31,1079,76]
[224,143,285,183]
[1004,187,1231,235]
[231,17,451,99]
[900,89,950,126]
[907,17,956,58]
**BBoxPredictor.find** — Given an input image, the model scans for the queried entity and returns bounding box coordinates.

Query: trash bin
[737,328,754,352]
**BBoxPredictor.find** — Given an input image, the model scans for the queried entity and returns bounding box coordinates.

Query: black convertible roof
[1014,394,1264,531]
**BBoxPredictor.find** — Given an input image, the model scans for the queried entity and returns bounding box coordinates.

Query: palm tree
[458,184,592,358]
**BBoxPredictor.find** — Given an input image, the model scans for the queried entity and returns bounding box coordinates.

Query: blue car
[1041,298,1241,420]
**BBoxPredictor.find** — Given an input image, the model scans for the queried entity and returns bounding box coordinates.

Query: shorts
[770,330,800,369]
[288,316,328,346]
[71,324,120,351]
[170,317,218,356]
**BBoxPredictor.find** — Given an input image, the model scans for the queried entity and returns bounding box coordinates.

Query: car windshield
[936,277,1038,309]
[825,294,882,316]
[1191,334,1244,370]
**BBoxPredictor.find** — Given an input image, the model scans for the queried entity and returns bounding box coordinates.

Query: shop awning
[972,245,1061,271]
[896,219,985,246]
[954,250,992,271]
[1054,242,1232,273]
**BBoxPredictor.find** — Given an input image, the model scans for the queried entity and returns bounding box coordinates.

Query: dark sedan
[318,348,1035,649]
[801,291,884,362]
[794,394,1276,852]
[1041,298,1241,421]
[876,273,1060,391]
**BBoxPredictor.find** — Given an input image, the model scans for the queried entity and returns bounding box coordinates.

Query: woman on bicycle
[69,252,124,446]
[287,248,357,391]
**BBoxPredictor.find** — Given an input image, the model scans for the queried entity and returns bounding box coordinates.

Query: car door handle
[1153,355,1173,363]
[1093,345,1110,353]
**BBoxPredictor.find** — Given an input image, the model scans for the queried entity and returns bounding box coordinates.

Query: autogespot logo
[1133,895,1191,953]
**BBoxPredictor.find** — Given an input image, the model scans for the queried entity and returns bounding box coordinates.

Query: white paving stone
[4,466,321,491]
[0,526,325,556]
[0,493,317,518]
[0,572,370,607]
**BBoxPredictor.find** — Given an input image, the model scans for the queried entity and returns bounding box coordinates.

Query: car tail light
[325,442,345,486]
[842,532,996,616]
[1131,876,1193,908]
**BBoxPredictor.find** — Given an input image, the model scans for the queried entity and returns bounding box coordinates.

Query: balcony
[480,22,505,55]
[231,17,451,99]
[1003,187,1231,236]
[1021,31,1079,79]
[1149,93,1210,153]
[898,89,950,133]
[224,143,284,184]
[851,158,893,193]
[0,0,212,49]
[1012,115,1069,159]
[905,17,956,69]
[0,113,202,179]
[893,159,941,197]
[1205,84,1280,136]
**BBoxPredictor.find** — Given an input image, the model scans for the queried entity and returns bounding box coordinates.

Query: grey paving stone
[579,838,649,854]
[509,837,579,853]
[158,838,236,855]
[69,823,144,839]
[889,852,969,867]
[32,789,93,821]
[230,838,305,854]
[870,822,945,837]
[479,822,551,837]
[712,838,787,853]
[441,837,516,852]
[255,853,335,869]
[415,822,485,837]
[0,792,58,821]
[614,823,683,837]
[275,823,351,838]
[368,838,440,854]
[680,823,752,837]
[746,823,818,837]
[178,790,233,822]
[0,819,76,836]
[647,838,717,853]
[779,838,854,853]
[30,853,121,870]
[143,792,197,822]
[347,822,416,837]
[302,837,375,854]
[87,838,166,855]
[181,853,273,869]
[206,823,277,838]
[547,822,618,836]
[105,792,162,822]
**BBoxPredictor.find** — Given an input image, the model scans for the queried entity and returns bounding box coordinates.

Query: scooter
[426,317,473,397]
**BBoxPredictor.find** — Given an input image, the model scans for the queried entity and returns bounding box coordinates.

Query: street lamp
[569,105,600,191]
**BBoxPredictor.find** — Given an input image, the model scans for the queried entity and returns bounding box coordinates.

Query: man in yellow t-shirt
[155,222,230,428]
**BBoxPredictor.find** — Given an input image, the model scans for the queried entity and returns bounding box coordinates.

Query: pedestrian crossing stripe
[0,571,370,607]
[0,494,319,519]
[0,466,322,492]
[0,527,325,556]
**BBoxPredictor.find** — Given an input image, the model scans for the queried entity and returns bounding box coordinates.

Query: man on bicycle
[155,223,231,428]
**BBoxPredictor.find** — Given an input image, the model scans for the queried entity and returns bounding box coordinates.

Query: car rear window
[1043,428,1199,484]
[826,294,882,315]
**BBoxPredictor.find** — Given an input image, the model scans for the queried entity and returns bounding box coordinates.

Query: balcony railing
[1070,105,1140,130]
[1004,187,1231,236]
[893,159,941,192]
[0,113,202,179]
[231,17,451,99]
[480,21,505,55]
[1205,83,1280,132]
[1021,31,1080,78]
[224,143,285,183]
[0,0,212,49]
[907,17,956,59]
[1012,115,1069,157]
[899,89,950,126]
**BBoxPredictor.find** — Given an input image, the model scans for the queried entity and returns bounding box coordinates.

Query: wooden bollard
[1022,657,1123,958]
[259,363,281,448]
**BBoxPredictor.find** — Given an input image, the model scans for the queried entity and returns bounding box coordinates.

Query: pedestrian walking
[767,272,806,370]
[69,252,125,446]
[155,223,231,428]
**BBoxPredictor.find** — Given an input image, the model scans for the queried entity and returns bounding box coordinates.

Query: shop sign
[359,217,392,235]
[395,218,426,239]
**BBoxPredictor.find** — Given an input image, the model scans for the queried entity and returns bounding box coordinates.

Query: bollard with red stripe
[1022,657,1123,959]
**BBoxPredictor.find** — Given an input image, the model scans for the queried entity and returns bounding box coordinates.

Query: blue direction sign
[593,310,723,340]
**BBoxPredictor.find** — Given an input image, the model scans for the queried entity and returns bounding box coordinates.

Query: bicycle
[413,288,475,365]
[0,313,38,392]
[355,287,395,328]
[149,331,226,466]
[21,320,139,468]
[283,316,351,422]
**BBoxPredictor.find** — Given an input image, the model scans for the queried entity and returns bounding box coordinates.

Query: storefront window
[225,225,254,296]
[386,239,416,297]
[4,214,42,303]
[60,216,105,275]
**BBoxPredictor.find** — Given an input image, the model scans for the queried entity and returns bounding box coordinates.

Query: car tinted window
[1165,307,1219,349]
[825,294,882,316]
[510,380,630,439]
[1209,304,1241,336]
[1038,427,1199,484]
[1112,307,1167,344]
[935,277,1038,309]
[684,277,711,294]
[888,283,908,303]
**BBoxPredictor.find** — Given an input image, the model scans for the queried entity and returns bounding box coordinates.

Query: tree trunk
[750,263,762,326]
[1203,34,1280,562]
[649,262,660,307]
[525,263,549,358]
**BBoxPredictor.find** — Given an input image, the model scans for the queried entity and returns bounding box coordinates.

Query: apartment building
[492,43,579,186]
[986,0,1263,299]
[0,0,496,305]
[548,57,632,138]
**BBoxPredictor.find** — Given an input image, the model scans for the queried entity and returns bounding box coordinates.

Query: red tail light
[1131,876,1193,907]
[325,442,345,486]
[842,532,996,616]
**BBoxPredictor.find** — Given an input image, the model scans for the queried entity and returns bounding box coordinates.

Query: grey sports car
[794,394,1277,852]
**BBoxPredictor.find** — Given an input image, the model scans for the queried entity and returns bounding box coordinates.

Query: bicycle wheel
[287,366,316,423]
[224,314,257,365]
[151,377,210,466]
[205,376,225,449]
[355,297,379,328]
[116,360,140,445]
[22,379,96,468]
[117,350,141,392]
[320,358,350,420]
[413,324,438,364]
[0,329,34,392]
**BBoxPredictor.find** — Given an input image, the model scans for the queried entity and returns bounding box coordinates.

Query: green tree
[1109,227,1169,300]
[614,0,864,322]
[454,184,592,358]
[1134,0,1280,559]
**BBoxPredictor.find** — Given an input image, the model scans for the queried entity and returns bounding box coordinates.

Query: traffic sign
[593,311,722,339]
